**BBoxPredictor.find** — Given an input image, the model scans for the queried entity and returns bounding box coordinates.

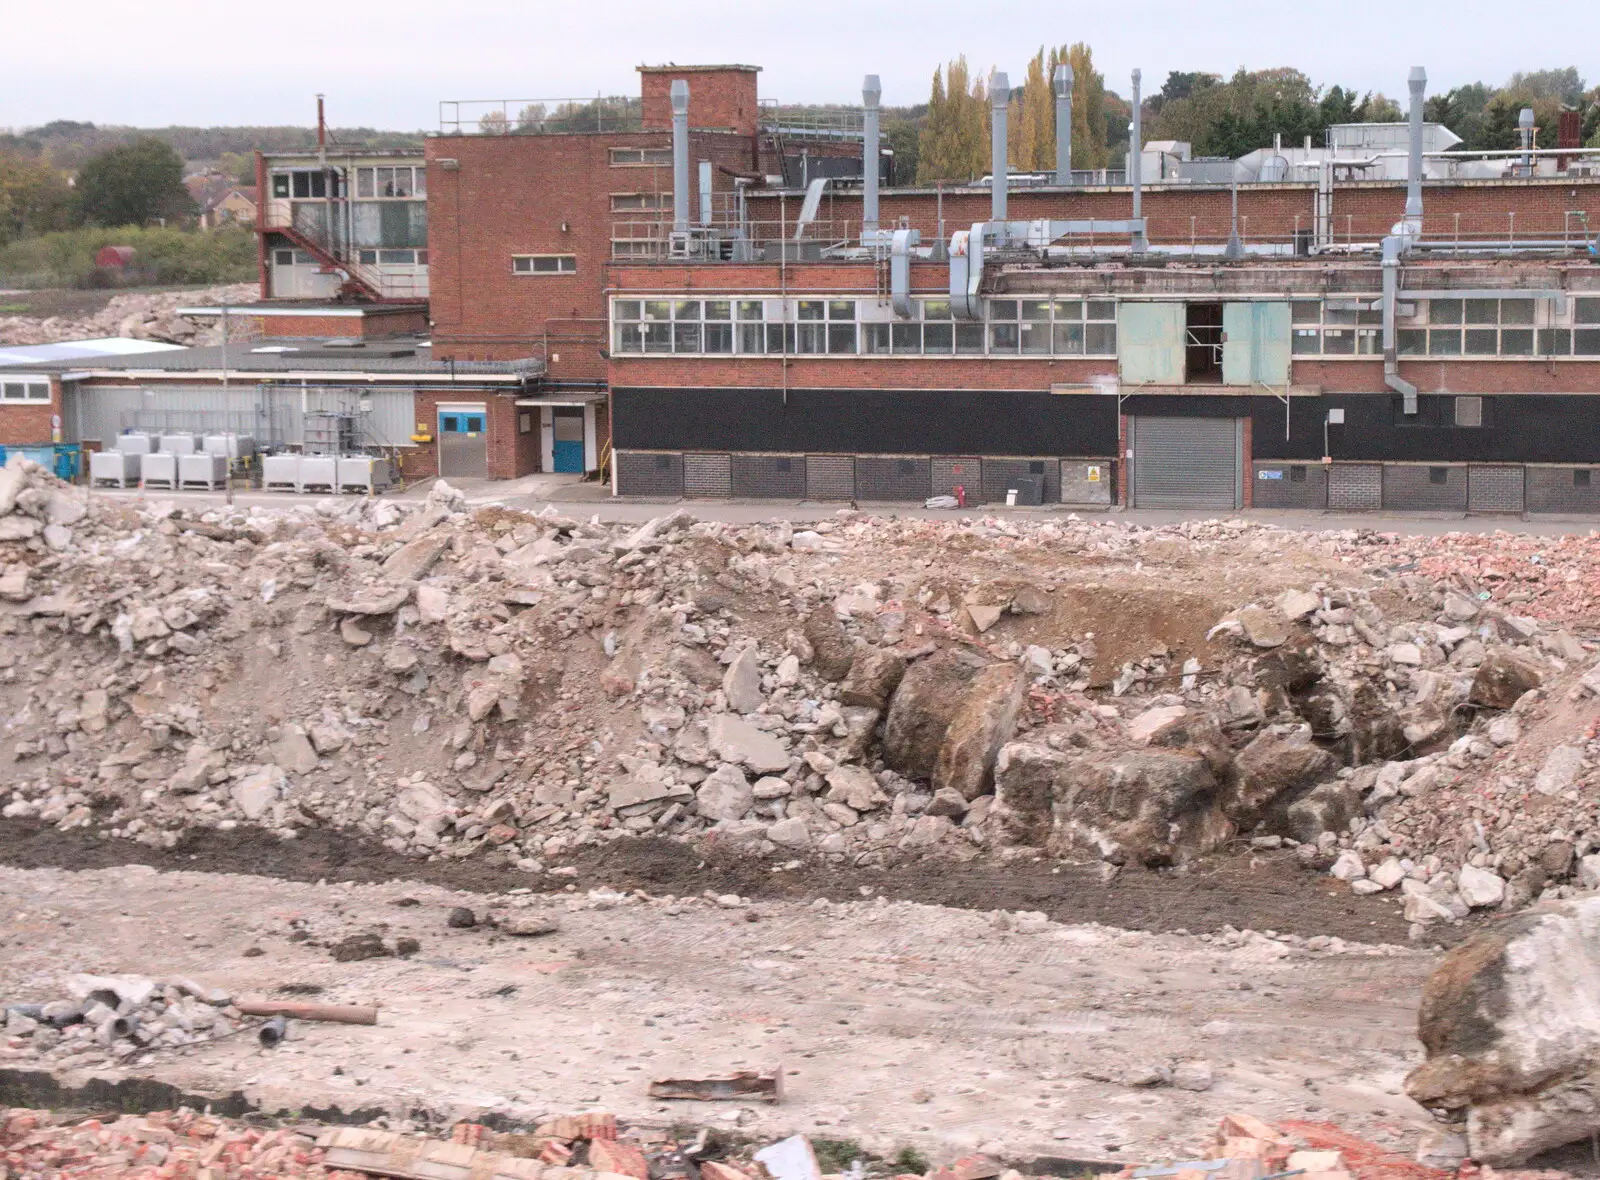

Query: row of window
[273,249,428,269]
[611,297,1120,357]
[609,148,673,167]
[512,254,578,274]
[269,166,428,201]
[1290,297,1600,357]
[2,380,50,403]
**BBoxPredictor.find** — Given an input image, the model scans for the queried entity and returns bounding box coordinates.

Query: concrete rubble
[0,283,258,348]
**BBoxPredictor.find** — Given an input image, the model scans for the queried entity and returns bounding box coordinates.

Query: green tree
[1062,43,1111,169]
[916,58,990,182]
[882,116,921,185]
[0,152,77,244]
[1011,49,1054,171]
[217,151,256,186]
[76,138,193,227]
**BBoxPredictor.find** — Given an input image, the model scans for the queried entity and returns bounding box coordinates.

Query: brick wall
[0,378,60,446]
[1466,466,1526,512]
[1382,463,1469,511]
[639,67,760,136]
[1253,462,1329,509]
[248,308,429,338]
[1328,463,1382,510]
[1527,466,1600,514]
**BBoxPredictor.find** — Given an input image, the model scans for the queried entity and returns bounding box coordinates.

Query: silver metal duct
[1053,62,1073,185]
[698,160,713,228]
[862,75,881,235]
[990,71,1010,223]
[1519,107,1535,170]
[1404,67,1426,228]
[670,80,690,235]
[1129,69,1145,252]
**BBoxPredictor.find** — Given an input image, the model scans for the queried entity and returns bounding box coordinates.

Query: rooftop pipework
[1053,63,1073,186]
[1403,67,1426,231]
[671,80,690,236]
[1130,69,1145,252]
[862,75,882,236]
[991,72,1010,223]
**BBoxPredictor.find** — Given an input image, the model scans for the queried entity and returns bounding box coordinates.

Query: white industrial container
[262,454,301,491]
[159,433,199,455]
[141,452,179,489]
[179,452,229,490]
[116,432,154,456]
[297,456,338,493]
[336,455,392,494]
[203,433,257,460]
[89,450,141,488]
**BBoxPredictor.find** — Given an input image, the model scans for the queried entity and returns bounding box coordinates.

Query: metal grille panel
[854,457,930,502]
[683,453,732,498]
[1467,466,1525,513]
[1130,417,1239,509]
[805,455,856,500]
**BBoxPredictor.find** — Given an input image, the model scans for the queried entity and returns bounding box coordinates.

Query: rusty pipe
[235,1001,378,1025]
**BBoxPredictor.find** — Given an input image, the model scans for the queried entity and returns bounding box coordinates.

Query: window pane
[274,249,294,266]
[391,169,412,197]
[1323,329,1355,355]
[376,167,395,196]
[827,300,855,321]
[413,168,426,197]
[1464,299,1498,325]
[891,323,921,353]
[359,249,379,265]
[378,249,414,264]
[988,323,1019,353]
[1464,328,1498,355]
[1020,300,1051,321]
[1429,299,1463,324]
[643,300,671,321]
[1087,300,1115,321]
[1292,328,1320,354]
[1291,301,1320,324]
[1576,298,1600,325]
[737,300,764,322]
[827,323,856,354]
[272,175,290,198]
[863,324,891,354]
[796,300,824,321]
[614,300,641,320]
[955,323,985,354]
[673,323,701,352]
[988,299,1018,321]
[922,323,952,353]
[1053,299,1084,320]
[766,324,789,352]
[704,300,731,321]
[1052,322,1084,354]
[1429,329,1462,355]
[1357,329,1380,355]
[739,324,764,353]
[2,383,21,400]
[674,300,702,321]
[795,324,826,354]
[1085,322,1117,354]
[703,323,733,353]
[1500,299,1534,325]
[1324,308,1358,326]
[614,324,643,353]
[291,173,310,198]
[921,299,952,321]
[643,323,671,353]
[1539,328,1571,355]
[1358,309,1383,326]
[1574,328,1600,356]
[356,168,374,198]
[1019,321,1050,354]
[1499,329,1533,356]
[417,250,429,266]
[1398,329,1426,356]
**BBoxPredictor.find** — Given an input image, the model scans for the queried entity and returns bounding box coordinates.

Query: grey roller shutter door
[1131,417,1241,509]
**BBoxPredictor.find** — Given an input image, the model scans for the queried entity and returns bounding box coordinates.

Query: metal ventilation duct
[1053,62,1073,185]
[1129,69,1145,252]
[862,75,882,235]
[670,80,690,235]
[990,71,1010,222]
[1404,67,1427,228]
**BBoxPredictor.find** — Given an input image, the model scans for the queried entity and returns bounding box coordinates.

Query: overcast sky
[6,0,1596,130]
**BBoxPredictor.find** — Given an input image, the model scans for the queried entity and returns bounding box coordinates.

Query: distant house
[200,185,258,230]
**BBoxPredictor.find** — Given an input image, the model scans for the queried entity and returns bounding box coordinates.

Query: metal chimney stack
[1404,67,1426,228]
[671,80,690,235]
[1129,69,1145,252]
[1518,107,1536,171]
[1054,62,1074,185]
[862,75,882,235]
[990,71,1010,223]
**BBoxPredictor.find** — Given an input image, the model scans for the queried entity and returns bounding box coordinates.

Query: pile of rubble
[0,283,257,348]
[2,972,242,1069]
[0,456,1596,934]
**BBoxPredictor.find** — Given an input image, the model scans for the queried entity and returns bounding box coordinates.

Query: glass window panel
[1324,308,1359,326]
[921,299,952,320]
[1053,299,1084,320]
[862,324,891,354]
[989,323,1020,353]
[1357,329,1381,355]
[614,300,641,321]
[1500,300,1534,325]
[291,173,311,198]
[1292,329,1321,354]
[922,323,952,353]
[1086,300,1115,321]
[891,323,921,353]
[795,323,826,353]
[613,324,643,353]
[1500,329,1533,355]
[1358,309,1384,325]
[1429,329,1462,355]
[413,168,426,197]
[1323,329,1355,355]
[375,167,395,196]
[1574,328,1600,356]
[737,300,764,321]
[643,323,671,353]
[390,169,412,197]
[827,323,856,354]
[355,168,375,198]
[358,249,379,265]
[1398,329,1426,356]
[643,300,671,321]
[955,324,985,354]
[704,300,731,321]
[1464,328,1498,355]
[273,249,294,266]
[1085,322,1117,354]
[1464,299,1498,325]
[1429,299,1463,324]
[1019,321,1050,353]
[703,323,733,353]
[379,249,415,264]
[796,300,824,321]
[987,299,1018,321]
[1539,328,1571,355]
[2,383,21,400]
[1052,322,1084,354]
[1291,301,1321,324]
[827,300,855,321]
[1576,298,1600,325]
[739,324,765,353]
[271,174,290,198]
[1020,300,1051,321]
[673,300,702,321]
[766,324,790,353]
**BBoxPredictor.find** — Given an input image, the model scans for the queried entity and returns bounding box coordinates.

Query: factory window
[288,171,328,199]
[1289,465,1307,482]
[273,249,294,267]
[2,380,50,403]
[1292,300,1381,355]
[512,254,577,275]
[1575,298,1600,324]
[982,297,1114,356]
[271,174,290,199]
[610,147,673,166]
[378,249,418,265]
[1540,329,1573,355]
[1575,328,1600,356]
[611,193,671,212]
[1454,396,1484,427]
[610,240,660,259]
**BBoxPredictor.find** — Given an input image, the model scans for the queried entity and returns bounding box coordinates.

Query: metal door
[1222,302,1291,385]
[1118,303,1186,385]
[1129,416,1242,509]
[438,407,488,479]
[552,407,585,473]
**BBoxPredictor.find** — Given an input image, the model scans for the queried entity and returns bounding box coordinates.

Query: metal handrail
[438,96,641,135]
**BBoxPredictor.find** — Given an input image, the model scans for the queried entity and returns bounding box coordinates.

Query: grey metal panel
[1059,460,1112,505]
[1467,466,1525,513]
[1382,464,1467,512]
[805,455,856,500]
[730,454,804,499]
[1526,467,1600,515]
[1328,464,1382,510]
[931,456,982,501]
[616,451,684,497]
[1253,463,1328,509]
[1129,417,1240,510]
[853,457,929,502]
[982,457,1062,504]
[71,383,415,451]
[683,453,732,498]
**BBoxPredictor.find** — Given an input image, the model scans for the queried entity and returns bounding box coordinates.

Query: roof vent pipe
[1129,69,1146,252]
[1403,67,1426,231]
[1053,62,1074,185]
[990,71,1010,223]
[671,80,691,235]
[862,75,882,236]
[1518,107,1536,171]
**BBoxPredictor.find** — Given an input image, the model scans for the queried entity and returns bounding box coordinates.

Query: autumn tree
[916,58,990,182]
[0,152,76,243]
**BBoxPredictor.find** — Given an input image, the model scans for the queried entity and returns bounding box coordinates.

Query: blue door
[552,407,585,473]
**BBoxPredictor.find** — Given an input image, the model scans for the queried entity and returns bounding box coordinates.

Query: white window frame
[1,379,51,404]
[513,254,577,275]
[609,147,673,167]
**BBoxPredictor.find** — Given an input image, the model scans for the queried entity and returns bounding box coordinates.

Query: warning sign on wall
[1086,466,1102,482]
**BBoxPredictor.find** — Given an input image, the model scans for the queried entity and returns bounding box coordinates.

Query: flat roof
[0,337,185,368]
[176,304,424,319]
[637,64,760,74]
